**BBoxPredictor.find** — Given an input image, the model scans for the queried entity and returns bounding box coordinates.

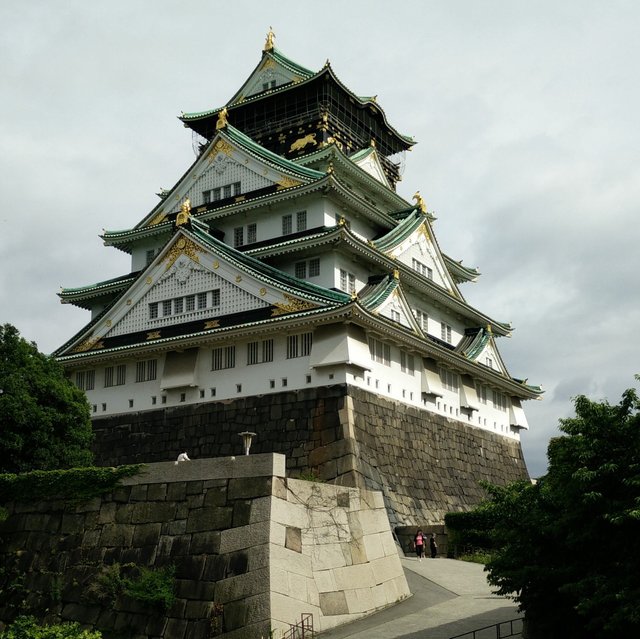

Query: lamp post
[238,431,256,456]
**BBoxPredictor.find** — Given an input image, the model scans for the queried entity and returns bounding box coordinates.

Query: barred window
[162,300,172,316]
[223,184,232,199]
[76,370,95,391]
[262,339,274,362]
[309,258,320,277]
[412,258,433,280]
[439,367,458,391]
[368,338,391,366]
[104,367,114,388]
[116,364,126,386]
[197,292,207,309]
[135,359,157,382]
[400,352,415,375]
[212,346,235,371]
[287,332,312,359]
[186,295,195,312]
[174,297,184,314]
[247,341,259,365]
[413,309,428,331]
[441,322,452,343]
[234,227,244,248]
[145,249,155,265]
[296,210,307,231]
[211,289,220,307]
[492,390,508,411]
[246,339,273,365]
[476,383,488,404]
[282,214,292,235]
[339,269,356,293]
[247,223,257,244]
[149,302,158,319]
[390,310,401,323]
[295,262,307,279]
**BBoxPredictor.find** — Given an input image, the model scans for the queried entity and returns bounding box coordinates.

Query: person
[429,533,438,558]
[414,529,426,561]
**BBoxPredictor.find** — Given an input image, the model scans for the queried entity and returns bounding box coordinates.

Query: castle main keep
[55,31,541,523]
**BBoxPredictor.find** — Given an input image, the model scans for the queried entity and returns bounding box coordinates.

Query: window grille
[309,258,320,277]
[197,292,207,309]
[116,365,126,386]
[400,352,415,374]
[296,210,307,231]
[212,345,235,370]
[149,302,158,319]
[135,359,157,382]
[104,367,114,388]
[295,262,307,279]
[476,383,488,404]
[493,390,508,411]
[186,295,195,312]
[412,258,433,280]
[174,297,184,314]
[368,338,390,366]
[439,367,458,391]
[146,249,155,265]
[282,214,292,235]
[211,289,220,307]
[391,309,401,322]
[262,339,274,362]
[247,223,257,244]
[234,227,244,247]
[247,341,259,365]
[162,300,172,316]
[441,322,452,343]
[286,332,312,359]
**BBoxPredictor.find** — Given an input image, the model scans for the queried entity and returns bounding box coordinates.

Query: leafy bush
[0,616,102,639]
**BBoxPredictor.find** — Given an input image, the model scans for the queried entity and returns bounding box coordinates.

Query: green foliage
[0,324,93,473]
[123,565,176,611]
[445,506,496,553]
[0,616,102,639]
[0,465,142,503]
[469,382,640,639]
[86,563,176,611]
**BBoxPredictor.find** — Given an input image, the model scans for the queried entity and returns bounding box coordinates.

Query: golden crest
[208,139,233,160]
[72,336,105,353]
[235,275,242,283]
[271,293,317,316]
[164,237,201,271]
[259,287,267,296]
[276,176,302,190]
[204,319,220,329]
[146,276,153,285]
[213,260,219,269]
[146,331,161,340]
[148,211,166,226]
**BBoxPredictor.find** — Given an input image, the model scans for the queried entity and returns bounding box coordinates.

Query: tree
[0,324,93,473]
[468,381,640,638]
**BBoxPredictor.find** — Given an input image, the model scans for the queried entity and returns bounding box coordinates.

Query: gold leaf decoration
[208,139,233,160]
[72,336,105,353]
[146,331,161,340]
[204,319,220,329]
[148,211,166,226]
[164,237,201,271]
[276,176,302,190]
[271,293,317,316]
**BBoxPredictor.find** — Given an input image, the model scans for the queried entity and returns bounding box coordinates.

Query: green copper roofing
[459,328,491,360]
[349,147,376,162]
[372,209,426,252]
[443,256,479,283]
[268,48,315,79]
[60,272,138,298]
[358,274,399,310]
[222,124,325,180]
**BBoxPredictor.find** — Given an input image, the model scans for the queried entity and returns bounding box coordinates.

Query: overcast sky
[1,1,638,477]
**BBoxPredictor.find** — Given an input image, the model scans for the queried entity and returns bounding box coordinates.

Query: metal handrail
[448,617,523,639]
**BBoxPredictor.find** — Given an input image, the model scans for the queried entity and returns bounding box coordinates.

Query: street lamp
[238,431,256,456]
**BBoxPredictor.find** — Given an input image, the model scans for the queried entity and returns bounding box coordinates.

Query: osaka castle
[54,31,542,522]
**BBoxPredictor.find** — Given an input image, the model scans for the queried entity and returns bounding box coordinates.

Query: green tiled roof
[372,209,425,252]
[358,274,399,310]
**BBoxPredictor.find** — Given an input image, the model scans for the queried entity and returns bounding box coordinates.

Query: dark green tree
[478,382,640,638]
[0,324,93,473]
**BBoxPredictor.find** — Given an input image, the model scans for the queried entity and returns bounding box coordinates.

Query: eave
[59,272,140,309]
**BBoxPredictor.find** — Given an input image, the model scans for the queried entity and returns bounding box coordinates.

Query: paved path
[320,557,521,639]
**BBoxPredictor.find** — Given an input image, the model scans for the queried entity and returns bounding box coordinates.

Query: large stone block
[186,506,233,533]
[228,476,272,500]
[131,523,161,547]
[214,566,270,604]
[319,591,349,616]
[219,521,270,554]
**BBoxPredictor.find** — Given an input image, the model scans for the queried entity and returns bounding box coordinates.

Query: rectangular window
[400,352,415,375]
[149,302,158,319]
[476,382,488,404]
[282,214,292,235]
[390,309,401,322]
[262,339,274,362]
[339,269,355,293]
[233,182,241,196]
[85,370,95,390]
[309,258,320,277]
[211,289,220,307]
[368,338,391,366]
[247,223,257,244]
[295,262,307,279]
[212,187,221,201]
[441,322,452,343]
[197,292,207,309]
[286,332,312,359]
[104,366,114,388]
[212,346,235,370]
[296,210,307,231]
[414,309,428,331]
[186,295,195,312]
[247,341,259,365]
[146,249,155,265]
[174,297,184,314]
[439,367,458,392]
[116,364,126,386]
[203,190,211,204]
[234,227,244,247]
[162,300,172,316]
[135,359,157,382]
[412,258,433,279]
[223,184,232,199]
[486,357,493,369]
[493,390,508,411]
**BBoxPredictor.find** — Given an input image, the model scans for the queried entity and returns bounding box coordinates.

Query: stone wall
[0,454,409,638]
[91,385,529,526]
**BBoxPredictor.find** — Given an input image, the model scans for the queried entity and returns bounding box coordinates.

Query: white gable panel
[376,291,413,329]
[184,155,273,210]
[476,341,507,375]
[395,229,451,290]
[107,258,269,338]
[242,64,298,98]
[353,152,390,187]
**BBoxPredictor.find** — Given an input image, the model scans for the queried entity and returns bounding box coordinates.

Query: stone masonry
[0,454,409,638]
[91,385,529,527]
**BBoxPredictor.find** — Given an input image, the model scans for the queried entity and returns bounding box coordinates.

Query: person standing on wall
[414,529,426,561]
[429,533,438,558]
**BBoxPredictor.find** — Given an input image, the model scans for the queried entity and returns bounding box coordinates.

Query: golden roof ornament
[216,107,229,130]
[393,269,400,280]
[176,198,191,226]
[413,191,427,213]
[486,324,493,335]
[263,27,275,52]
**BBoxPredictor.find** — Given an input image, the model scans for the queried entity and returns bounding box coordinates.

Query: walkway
[319,557,519,639]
